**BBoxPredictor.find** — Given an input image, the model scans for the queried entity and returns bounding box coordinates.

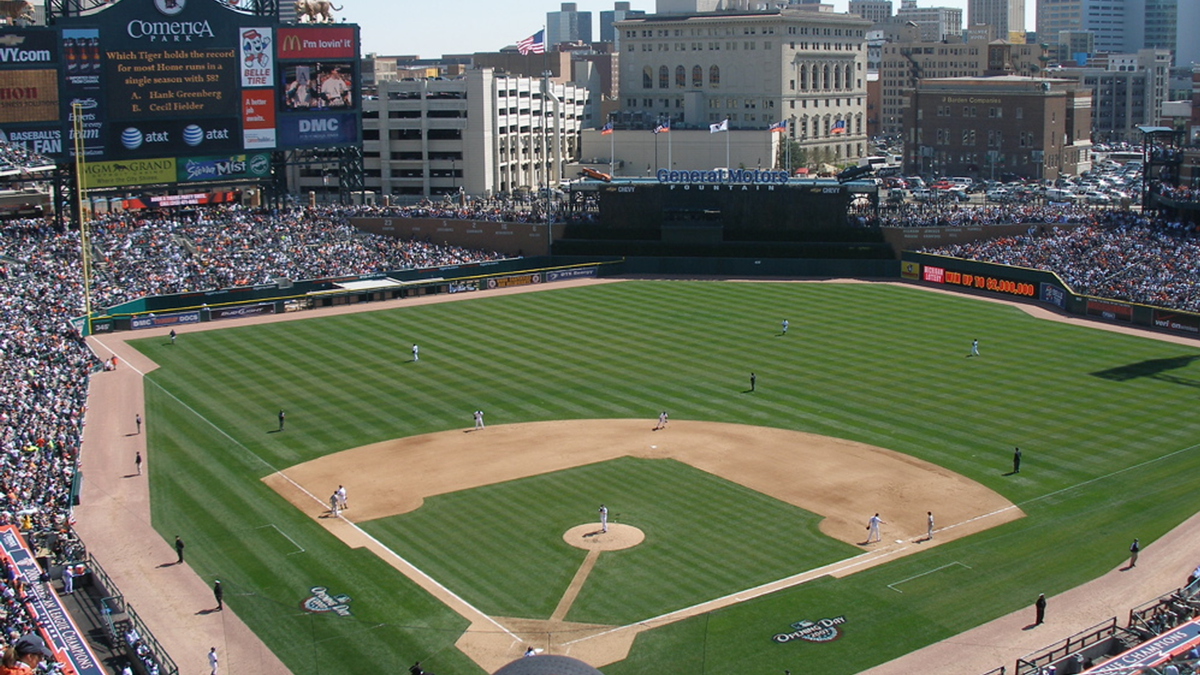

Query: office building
[903,76,1092,180]
[969,0,1025,41]
[347,70,587,197]
[848,0,893,25]
[1037,0,1191,66]
[896,0,963,42]
[615,8,872,162]
[601,2,647,50]
[1056,30,1094,64]
[548,3,594,48]
[878,23,1049,134]
[1049,48,1168,141]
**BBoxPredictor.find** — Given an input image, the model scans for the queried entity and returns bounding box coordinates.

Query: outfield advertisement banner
[1040,283,1066,309]
[0,526,105,675]
[448,280,478,294]
[210,303,275,321]
[546,268,596,282]
[131,310,201,329]
[900,261,920,280]
[1086,299,1133,323]
[486,273,543,289]
[1152,310,1200,335]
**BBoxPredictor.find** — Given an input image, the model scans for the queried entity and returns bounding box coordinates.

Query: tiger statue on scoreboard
[294,0,342,23]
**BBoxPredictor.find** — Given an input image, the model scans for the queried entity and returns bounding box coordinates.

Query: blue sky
[348,1,1038,61]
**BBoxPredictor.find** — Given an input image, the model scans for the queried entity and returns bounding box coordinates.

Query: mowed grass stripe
[133,280,1200,675]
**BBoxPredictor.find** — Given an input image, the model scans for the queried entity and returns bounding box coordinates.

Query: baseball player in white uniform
[654,411,668,430]
[411,344,419,361]
[329,492,340,517]
[926,511,934,540]
[473,410,484,430]
[337,485,347,510]
[970,339,979,357]
[782,319,789,335]
[599,504,608,533]
[867,513,884,543]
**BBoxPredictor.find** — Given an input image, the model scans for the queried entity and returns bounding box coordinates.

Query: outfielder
[782,319,789,335]
[970,339,979,357]
[411,343,419,361]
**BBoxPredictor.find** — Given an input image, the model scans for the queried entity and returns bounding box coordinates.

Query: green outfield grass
[134,280,1200,675]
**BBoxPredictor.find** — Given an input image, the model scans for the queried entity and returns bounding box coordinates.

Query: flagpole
[667,119,672,171]
[608,114,614,176]
[725,120,730,169]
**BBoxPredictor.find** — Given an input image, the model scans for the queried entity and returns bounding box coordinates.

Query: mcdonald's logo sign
[276,27,356,59]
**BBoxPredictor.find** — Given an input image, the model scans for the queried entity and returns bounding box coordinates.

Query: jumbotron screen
[0,0,360,188]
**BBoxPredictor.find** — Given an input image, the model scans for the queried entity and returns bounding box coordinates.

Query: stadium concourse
[0,189,1195,673]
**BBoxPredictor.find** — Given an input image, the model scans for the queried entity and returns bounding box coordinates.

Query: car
[1083,191,1111,205]
[910,188,934,202]
[986,188,1011,202]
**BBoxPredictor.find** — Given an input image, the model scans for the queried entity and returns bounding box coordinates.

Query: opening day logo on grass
[301,586,352,617]
[772,616,847,644]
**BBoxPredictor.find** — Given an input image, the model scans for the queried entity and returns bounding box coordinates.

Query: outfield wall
[881,222,1087,252]
[900,252,1200,338]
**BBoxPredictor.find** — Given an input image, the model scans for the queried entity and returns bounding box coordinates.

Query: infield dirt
[265,418,1020,670]
[79,277,1200,675]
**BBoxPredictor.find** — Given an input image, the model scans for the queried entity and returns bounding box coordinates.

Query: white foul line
[887,561,972,593]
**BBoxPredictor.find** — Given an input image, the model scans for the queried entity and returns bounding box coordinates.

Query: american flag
[517,30,545,55]
[830,119,847,134]
[653,119,670,134]
[600,122,613,135]
[769,119,788,133]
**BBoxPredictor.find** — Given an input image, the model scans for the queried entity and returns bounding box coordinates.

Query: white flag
[709,119,728,134]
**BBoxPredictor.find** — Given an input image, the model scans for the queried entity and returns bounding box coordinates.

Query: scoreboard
[0,0,360,189]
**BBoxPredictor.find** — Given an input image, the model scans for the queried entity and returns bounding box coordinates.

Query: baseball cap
[13,633,53,658]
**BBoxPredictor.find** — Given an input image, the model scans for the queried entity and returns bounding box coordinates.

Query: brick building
[903,76,1093,180]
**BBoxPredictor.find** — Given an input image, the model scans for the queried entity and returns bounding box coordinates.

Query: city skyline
[348,0,1037,61]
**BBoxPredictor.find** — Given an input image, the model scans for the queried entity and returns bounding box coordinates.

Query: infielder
[329,492,340,517]
[473,410,485,430]
[926,511,934,540]
[337,485,347,510]
[866,513,884,543]
[599,504,608,533]
[654,411,668,430]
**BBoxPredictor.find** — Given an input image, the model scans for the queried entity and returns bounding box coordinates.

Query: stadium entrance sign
[657,168,790,185]
[772,615,846,644]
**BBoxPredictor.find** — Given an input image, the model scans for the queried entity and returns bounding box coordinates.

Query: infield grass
[135,280,1200,675]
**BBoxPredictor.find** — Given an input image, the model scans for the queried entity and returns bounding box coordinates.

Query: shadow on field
[1092,355,1200,386]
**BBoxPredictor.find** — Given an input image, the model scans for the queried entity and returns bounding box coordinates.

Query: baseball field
[127,279,1200,674]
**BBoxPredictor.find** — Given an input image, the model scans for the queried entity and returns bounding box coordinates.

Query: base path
[264,419,1021,670]
[76,275,1200,675]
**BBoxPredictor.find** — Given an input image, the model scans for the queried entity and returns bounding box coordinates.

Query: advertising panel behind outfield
[0,0,360,180]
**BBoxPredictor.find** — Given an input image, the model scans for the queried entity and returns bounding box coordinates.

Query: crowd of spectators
[922,212,1200,312]
[348,192,600,225]
[87,205,510,307]
[0,202,513,666]
[864,202,1127,229]
[1155,184,1200,203]
[0,145,53,175]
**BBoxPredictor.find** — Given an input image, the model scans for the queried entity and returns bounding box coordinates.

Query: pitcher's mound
[563,523,644,551]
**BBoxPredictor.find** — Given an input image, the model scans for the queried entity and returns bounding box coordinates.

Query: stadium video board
[0,0,360,188]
